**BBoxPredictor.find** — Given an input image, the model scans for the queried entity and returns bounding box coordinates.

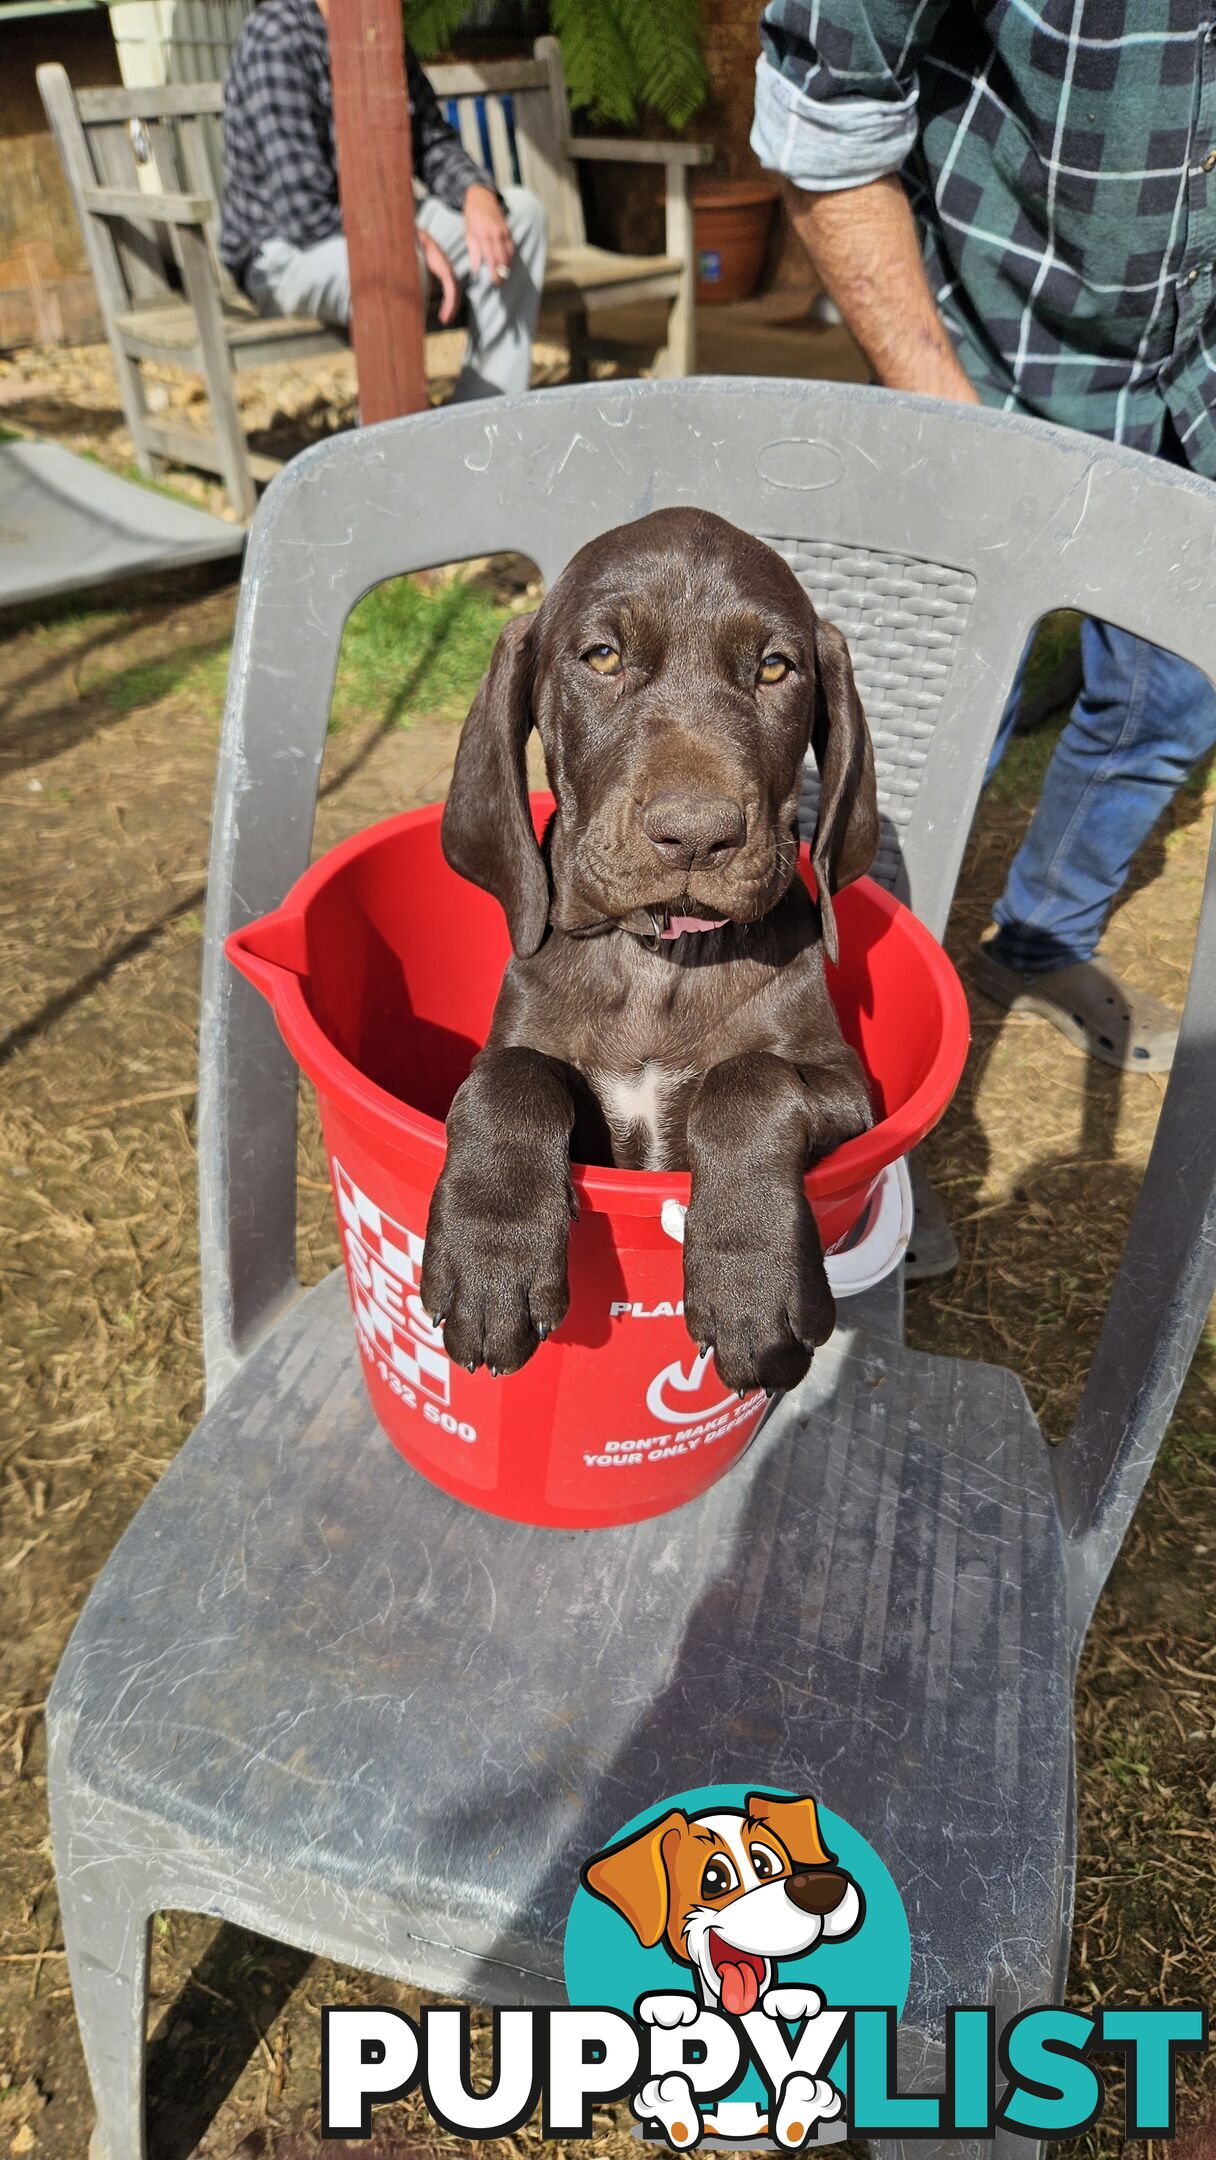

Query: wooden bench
[38,43,708,520]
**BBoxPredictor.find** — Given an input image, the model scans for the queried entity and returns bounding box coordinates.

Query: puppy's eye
[758,653,792,685]
[749,1843,784,1881]
[700,1854,739,1900]
[583,643,622,676]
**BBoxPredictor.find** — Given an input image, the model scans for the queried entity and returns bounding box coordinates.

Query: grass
[51,568,513,731]
[84,637,232,714]
[985,610,1081,805]
[332,571,514,728]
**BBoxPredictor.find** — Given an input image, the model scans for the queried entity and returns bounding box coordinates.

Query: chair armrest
[81,184,212,226]
[567,137,711,167]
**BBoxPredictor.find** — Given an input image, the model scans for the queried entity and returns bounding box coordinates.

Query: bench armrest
[81,184,212,226]
[567,137,711,167]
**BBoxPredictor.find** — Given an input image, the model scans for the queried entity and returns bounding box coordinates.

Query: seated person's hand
[464,183,514,283]
[421,229,460,324]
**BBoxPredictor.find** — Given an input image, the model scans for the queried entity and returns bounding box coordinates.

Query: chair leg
[202,362,257,522]
[108,345,162,481]
[176,224,257,520]
[565,304,590,383]
[657,286,696,379]
[659,159,696,378]
[57,1854,150,2160]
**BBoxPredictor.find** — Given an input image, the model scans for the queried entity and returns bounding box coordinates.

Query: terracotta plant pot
[692,178,778,305]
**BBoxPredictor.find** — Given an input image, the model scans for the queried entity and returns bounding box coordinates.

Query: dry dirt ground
[1,352,1214,2160]
[0,327,584,521]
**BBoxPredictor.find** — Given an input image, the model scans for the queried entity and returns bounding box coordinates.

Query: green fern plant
[407,0,709,129]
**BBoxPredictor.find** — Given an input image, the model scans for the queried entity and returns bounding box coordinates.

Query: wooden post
[328,0,428,421]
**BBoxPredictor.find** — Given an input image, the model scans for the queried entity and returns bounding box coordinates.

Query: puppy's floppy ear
[582,1808,690,1948]
[809,615,879,968]
[442,611,549,956]
[745,1791,836,1869]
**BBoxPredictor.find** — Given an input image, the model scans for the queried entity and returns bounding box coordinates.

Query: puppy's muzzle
[785,1867,850,1915]
[642,791,746,872]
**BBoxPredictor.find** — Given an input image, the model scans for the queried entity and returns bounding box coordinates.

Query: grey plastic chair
[48,380,1216,2160]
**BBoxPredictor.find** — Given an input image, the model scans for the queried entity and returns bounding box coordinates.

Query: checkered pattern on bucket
[333,1161,451,1405]
[767,535,977,892]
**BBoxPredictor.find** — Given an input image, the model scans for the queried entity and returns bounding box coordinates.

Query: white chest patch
[594,1063,693,1171]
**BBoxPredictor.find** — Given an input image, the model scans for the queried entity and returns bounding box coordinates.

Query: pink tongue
[660,914,729,941]
[720,1960,760,2016]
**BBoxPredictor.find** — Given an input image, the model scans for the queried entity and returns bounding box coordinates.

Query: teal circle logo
[564,1784,910,2116]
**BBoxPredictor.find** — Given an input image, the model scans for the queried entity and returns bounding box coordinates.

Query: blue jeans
[986,619,1216,972]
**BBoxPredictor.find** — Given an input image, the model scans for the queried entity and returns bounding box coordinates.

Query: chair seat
[116,299,341,351]
[544,244,683,298]
[51,1269,1072,2057]
[116,248,679,365]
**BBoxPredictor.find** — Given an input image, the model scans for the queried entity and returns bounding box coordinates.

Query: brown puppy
[421,507,879,1395]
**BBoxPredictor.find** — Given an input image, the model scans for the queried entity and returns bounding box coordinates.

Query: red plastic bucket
[227,799,969,1530]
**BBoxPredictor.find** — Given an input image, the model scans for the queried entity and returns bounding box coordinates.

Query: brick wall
[0,11,122,347]
[582,0,813,299]
[702,0,813,293]
[702,0,762,180]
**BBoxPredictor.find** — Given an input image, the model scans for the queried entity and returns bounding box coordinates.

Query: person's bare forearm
[783,174,979,403]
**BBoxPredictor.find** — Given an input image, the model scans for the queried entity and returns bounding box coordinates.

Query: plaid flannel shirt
[753,2,1216,476]
[220,0,492,282]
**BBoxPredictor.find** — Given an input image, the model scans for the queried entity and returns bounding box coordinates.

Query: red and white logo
[646,1348,750,1426]
[333,1162,450,1406]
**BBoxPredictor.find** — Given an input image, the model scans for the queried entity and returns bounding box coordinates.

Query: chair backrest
[428,39,586,249]
[38,67,234,311]
[199,377,1216,1643]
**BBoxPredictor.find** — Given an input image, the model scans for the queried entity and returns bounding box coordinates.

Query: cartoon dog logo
[583,1791,863,2149]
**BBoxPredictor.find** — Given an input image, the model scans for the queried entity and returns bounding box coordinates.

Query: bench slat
[426,58,549,97]
[77,82,225,120]
[485,98,516,193]
[83,185,212,226]
[455,99,487,174]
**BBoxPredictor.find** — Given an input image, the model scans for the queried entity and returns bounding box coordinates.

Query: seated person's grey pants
[246,185,547,401]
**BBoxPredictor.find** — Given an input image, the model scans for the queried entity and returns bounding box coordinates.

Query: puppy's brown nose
[785,1868,849,1915]
[643,792,746,869]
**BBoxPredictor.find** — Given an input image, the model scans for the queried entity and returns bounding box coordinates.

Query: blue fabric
[987,620,1216,972]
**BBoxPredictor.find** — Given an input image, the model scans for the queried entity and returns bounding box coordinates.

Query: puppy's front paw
[683,1187,835,1396]
[633,2073,702,2150]
[421,1165,572,1377]
[762,1986,824,2023]
[637,1993,700,2028]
